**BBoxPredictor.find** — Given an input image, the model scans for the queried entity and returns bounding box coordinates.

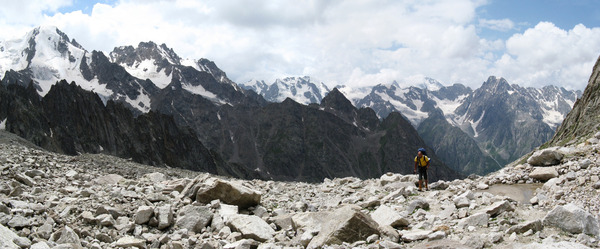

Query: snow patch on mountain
[120,59,173,89]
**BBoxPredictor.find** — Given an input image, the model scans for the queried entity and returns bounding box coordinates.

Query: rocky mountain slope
[0,26,461,182]
[243,75,580,177]
[0,125,599,248]
[548,55,600,146]
[0,80,231,176]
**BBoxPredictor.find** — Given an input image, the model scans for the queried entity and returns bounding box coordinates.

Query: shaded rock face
[550,55,600,146]
[0,81,221,173]
[418,109,501,175]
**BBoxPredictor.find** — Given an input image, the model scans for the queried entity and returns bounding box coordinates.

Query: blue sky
[478,0,600,40]
[1,0,600,90]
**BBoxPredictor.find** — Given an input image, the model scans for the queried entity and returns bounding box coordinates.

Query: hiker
[414,148,430,191]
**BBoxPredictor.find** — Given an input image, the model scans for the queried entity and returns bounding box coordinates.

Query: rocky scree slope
[549,54,600,146]
[0,130,600,248]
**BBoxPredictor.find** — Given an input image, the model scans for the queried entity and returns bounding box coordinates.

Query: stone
[223,239,260,249]
[175,205,213,233]
[52,226,82,248]
[429,181,449,190]
[155,205,174,230]
[453,196,470,208]
[0,203,9,214]
[566,171,577,181]
[93,174,124,185]
[24,170,46,178]
[427,231,446,240]
[378,240,404,249]
[134,206,154,225]
[529,167,559,181]
[476,183,489,190]
[366,234,379,243]
[97,214,116,227]
[370,205,409,228]
[13,174,35,187]
[527,148,564,166]
[7,215,29,228]
[36,223,53,240]
[115,236,146,248]
[195,179,261,209]
[13,237,31,248]
[593,181,600,189]
[30,242,51,249]
[458,212,489,228]
[543,203,599,236]
[307,205,380,249]
[0,223,20,249]
[507,220,543,234]
[143,172,167,183]
[271,214,295,231]
[226,214,275,242]
[379,225,400,242]
[580,159,592,169]
[401,230,431,242]
[407,198,429,213]
[95,205,124,219]
[482,200,514,217]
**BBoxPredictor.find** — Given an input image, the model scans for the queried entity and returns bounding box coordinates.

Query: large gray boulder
[529,167,559,181]
[226,214,275,242]
[307,205,380,249]
[0,223,20,249]
[527,148,564,166]
[370,205,409,228]
[195,179,261,209]
[175,205,213,233]
[543,203,599,237]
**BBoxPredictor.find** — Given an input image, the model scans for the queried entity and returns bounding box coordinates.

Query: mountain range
[0,26,462,182]
[242,74,581,175]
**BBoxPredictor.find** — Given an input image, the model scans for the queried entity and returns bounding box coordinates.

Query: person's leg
[424,170,429,190]
[418,179,422,191]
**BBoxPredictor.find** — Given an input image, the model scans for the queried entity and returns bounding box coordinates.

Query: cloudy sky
[0,0,599,90]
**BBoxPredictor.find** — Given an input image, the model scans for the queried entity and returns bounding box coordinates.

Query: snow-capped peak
[240,76,331,105]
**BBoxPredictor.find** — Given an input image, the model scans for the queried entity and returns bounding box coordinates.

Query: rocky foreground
[0,131,600,249]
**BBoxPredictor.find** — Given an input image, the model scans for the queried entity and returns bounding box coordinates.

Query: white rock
[458,212,489,228]
[528,148,564,166]
[529,167,559,181]
[580,159,592,169]
[401,230,431,242]
[227,214,275,242]
[427,231,446,240]
[0,223,20,249]
[370,205,408,228]
[453,196,470,208]
[482,200,514,217]
[115,236,146,248]
[543,203,599,237]
[155,205,174,230]
[195,179,262,209]
[30,241,51,249]
[93,174,124,185]
[134,206,154,225]
[175,205,213,233]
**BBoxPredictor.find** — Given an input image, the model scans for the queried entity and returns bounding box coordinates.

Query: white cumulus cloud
[0,0,598,91]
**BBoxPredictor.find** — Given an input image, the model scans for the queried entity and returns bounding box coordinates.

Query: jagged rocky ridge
[0,26,462,182]
[0,80,228,175]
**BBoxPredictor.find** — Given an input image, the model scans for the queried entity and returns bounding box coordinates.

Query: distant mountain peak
[240,75,330,105]
[320,88,355,114]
